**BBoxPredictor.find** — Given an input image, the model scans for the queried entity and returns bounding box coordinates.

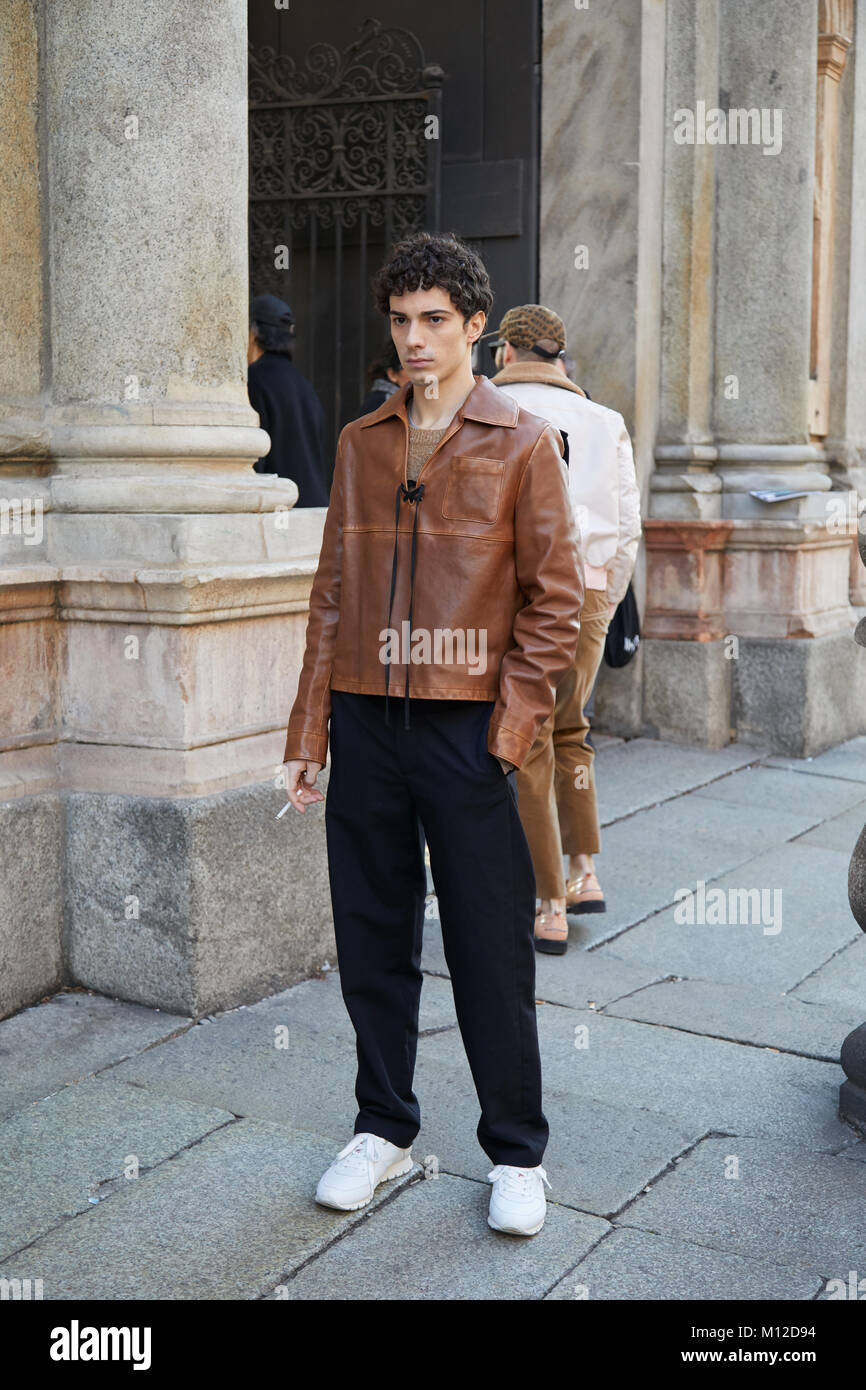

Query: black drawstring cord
[402,481,425,728]
[384,479,425,730]
[384,482,402,727]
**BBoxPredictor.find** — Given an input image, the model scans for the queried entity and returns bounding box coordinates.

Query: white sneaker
[487,1163,551,1235]
[315,1132,414,1211]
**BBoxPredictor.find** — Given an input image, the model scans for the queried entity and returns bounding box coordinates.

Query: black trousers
[324,689,548,1167]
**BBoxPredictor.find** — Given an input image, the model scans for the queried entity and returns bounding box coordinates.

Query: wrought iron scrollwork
[249,18,430,103]
[249,16,443,283]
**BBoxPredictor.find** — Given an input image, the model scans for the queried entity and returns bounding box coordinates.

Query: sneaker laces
[333,1132,389,1183]
[488,1163,551,1196]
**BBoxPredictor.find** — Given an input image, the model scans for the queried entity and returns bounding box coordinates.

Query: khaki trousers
[515,586,611,900]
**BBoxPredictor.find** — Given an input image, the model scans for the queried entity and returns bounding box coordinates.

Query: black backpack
[603,581,641,668]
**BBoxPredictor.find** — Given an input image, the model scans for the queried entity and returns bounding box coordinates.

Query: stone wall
[0,0,334,1019]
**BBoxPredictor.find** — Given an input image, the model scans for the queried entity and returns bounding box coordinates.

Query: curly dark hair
[372,231,494,323]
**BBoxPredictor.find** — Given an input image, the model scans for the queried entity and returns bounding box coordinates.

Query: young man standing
[281,233,583,1236]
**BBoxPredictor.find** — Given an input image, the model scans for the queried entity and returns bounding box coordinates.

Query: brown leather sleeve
[282,436,345,765]
[488,424,584,769]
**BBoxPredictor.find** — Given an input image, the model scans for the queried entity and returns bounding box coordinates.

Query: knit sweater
[407,424,447,483]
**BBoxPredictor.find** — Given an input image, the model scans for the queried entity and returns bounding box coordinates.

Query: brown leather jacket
[282,373,584,770]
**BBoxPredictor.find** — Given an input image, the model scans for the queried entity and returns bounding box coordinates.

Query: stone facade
[541,0,866,754]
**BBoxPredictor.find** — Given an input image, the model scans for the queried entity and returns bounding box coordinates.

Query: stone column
[645,0,865,753]
[0,0,63,1016]
[540,0,664,734]
[810,2,853,438]
[839,528,866,1127]
[826,1,866,605]
[0,0,333,1018]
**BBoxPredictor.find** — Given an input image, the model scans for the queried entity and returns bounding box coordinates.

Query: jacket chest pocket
[441,456,506,523]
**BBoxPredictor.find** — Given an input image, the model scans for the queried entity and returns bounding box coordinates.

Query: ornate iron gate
[249,18,445,471]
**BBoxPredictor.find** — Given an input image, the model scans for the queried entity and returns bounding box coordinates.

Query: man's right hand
[283,759,325,814]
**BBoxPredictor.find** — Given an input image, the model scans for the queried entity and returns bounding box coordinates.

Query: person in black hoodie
[247,294,328,507]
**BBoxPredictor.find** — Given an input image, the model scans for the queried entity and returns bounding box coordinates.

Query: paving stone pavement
[2,736,866,1301]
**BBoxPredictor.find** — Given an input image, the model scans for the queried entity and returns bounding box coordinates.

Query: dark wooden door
[248,1,541,479]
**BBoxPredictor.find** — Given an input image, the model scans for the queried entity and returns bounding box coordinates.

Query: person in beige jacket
[488,304,642,953]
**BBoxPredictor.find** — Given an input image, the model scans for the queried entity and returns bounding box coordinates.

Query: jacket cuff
[283,727,329,765]
[488,722,533,771]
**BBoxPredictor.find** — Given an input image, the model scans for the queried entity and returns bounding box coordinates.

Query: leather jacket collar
[359,372,521,430]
